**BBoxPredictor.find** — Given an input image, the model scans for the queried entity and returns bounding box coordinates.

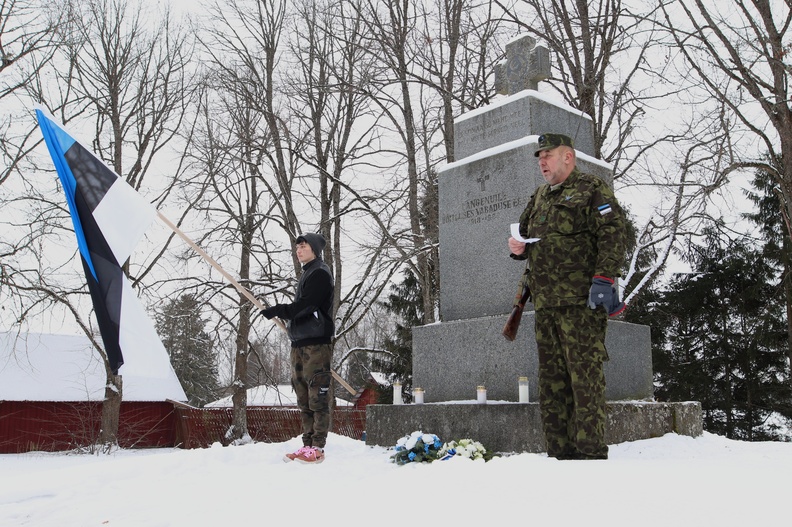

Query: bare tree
[61,0,195,200]
[658,0,792,367]
[0,0,63,306]
[351,0,445,324]
[11,0,770,415]
[191,0,423,412]
[343,0,514,326]
[409,0,511,319]
[493,0,732,305]
[191,0,307,442]
[61,0,196,445]
[496,0,665,166]
[287,0,414,347]
[413,0,509,162]
[0,0,62,189]
[3,0,198,447]
[0,1,60,321]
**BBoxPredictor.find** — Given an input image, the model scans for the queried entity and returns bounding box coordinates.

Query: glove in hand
[587,276,626,316]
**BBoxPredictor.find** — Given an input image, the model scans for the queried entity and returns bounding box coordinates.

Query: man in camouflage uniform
[508,133,628,460]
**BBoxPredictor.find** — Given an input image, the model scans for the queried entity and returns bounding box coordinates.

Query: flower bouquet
[391,431,444,465]
[438,438,496,461]
[391,431,498,465]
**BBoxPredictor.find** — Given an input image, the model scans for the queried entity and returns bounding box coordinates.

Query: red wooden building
[1,333,368,452]
[0,332,187,453]
[350,372,389,408]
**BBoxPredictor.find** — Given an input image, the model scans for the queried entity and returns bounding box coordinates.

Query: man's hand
[261,306,278,320]
[587,276,626,316]
[508,236,526,255]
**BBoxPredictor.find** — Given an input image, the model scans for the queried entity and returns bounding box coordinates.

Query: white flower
[397,430,433,451]
[441,438,488,460]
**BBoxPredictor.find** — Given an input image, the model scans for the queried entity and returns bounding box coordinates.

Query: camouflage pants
[290,343,334,449]
[535,305,609,459]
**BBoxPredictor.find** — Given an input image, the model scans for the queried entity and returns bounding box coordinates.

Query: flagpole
[156,211,356,396]
[157,211,284,329]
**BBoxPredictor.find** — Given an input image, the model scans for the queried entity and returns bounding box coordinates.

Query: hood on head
[295,232,326,259]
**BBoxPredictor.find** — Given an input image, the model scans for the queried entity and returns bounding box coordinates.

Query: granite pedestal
[413,313,653,403]
[365,401,703,454]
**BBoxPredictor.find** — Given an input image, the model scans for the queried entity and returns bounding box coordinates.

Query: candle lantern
[476,385,487,404]
[518,376,529,403]
[393,381,403,405]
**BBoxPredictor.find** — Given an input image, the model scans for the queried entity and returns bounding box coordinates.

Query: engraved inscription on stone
[440,154,528,233]
[454,108,528,154]
[440,188,525,228]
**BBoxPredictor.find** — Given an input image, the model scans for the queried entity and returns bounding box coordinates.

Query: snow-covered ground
[1,431,789,526]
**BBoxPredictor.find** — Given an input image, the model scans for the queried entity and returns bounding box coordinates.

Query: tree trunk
[99,374,122,448]
[229,224,255,444]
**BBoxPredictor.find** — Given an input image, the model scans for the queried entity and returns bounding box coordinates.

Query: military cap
[534,133,574,156]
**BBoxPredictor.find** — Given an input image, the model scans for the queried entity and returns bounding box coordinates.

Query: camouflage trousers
[290,343,334,449]
[534,305,609,459]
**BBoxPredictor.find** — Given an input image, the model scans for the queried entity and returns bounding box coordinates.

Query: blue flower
[408,451,416,461]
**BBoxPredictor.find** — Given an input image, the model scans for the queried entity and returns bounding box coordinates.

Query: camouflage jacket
[512,168,628,309]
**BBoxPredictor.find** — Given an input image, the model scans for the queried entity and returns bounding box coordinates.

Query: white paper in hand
[510,223,540,244]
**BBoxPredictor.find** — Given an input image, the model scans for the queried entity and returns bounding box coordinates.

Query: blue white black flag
[36,109,182,391]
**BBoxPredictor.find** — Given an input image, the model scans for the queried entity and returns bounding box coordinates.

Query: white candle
[476,385,487,404]
[413,387,424,404]
[518,376,529,403]
[393,382,403,405]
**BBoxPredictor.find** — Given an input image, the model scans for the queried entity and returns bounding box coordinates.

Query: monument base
[413,313,654,403]
[365,401,703,454]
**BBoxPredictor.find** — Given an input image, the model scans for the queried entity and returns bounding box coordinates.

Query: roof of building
[205,383,352,407]
[0,332,186,402]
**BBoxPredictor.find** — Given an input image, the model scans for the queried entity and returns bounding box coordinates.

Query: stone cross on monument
[494,35,551,95]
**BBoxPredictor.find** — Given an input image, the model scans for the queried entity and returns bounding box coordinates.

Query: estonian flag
[36,109,179,385]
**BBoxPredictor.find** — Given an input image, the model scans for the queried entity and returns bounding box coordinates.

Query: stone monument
[421,35,652,402]
[365,36,702,453]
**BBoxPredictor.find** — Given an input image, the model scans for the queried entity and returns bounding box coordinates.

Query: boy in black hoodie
[262,233,334,464]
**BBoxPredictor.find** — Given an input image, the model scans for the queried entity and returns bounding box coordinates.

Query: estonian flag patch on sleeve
[598,203,613,216]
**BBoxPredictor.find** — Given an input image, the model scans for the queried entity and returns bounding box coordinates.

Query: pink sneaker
[283,446,312,463]
[283,446,325,464]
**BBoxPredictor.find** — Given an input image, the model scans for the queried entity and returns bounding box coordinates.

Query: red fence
[0,401,176,453]
[0,401,366,453]
[173,406,366,448]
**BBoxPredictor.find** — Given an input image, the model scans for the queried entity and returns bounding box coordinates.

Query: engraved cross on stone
[477,174,490,191]
[494,35,551,95]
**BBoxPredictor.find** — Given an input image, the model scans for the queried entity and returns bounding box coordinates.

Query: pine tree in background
[743,160,792,385]
[652,225,791,440]
[373,269,424,403]
[155,294,220,407]
[369,177,438,403]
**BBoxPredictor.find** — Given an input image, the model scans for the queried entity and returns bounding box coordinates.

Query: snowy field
[1,431,790,526]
